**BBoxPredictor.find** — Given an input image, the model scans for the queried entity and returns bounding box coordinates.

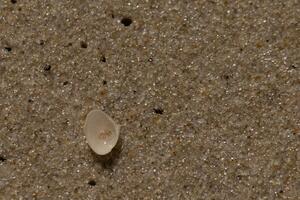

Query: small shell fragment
[84,110,120,155]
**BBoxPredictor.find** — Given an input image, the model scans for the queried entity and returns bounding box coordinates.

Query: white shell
[84,110,120,155]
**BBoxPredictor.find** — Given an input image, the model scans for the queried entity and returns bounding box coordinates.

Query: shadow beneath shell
[91,137,123,170]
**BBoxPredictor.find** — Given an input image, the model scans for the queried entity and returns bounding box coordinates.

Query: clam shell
[84,110,120,155]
